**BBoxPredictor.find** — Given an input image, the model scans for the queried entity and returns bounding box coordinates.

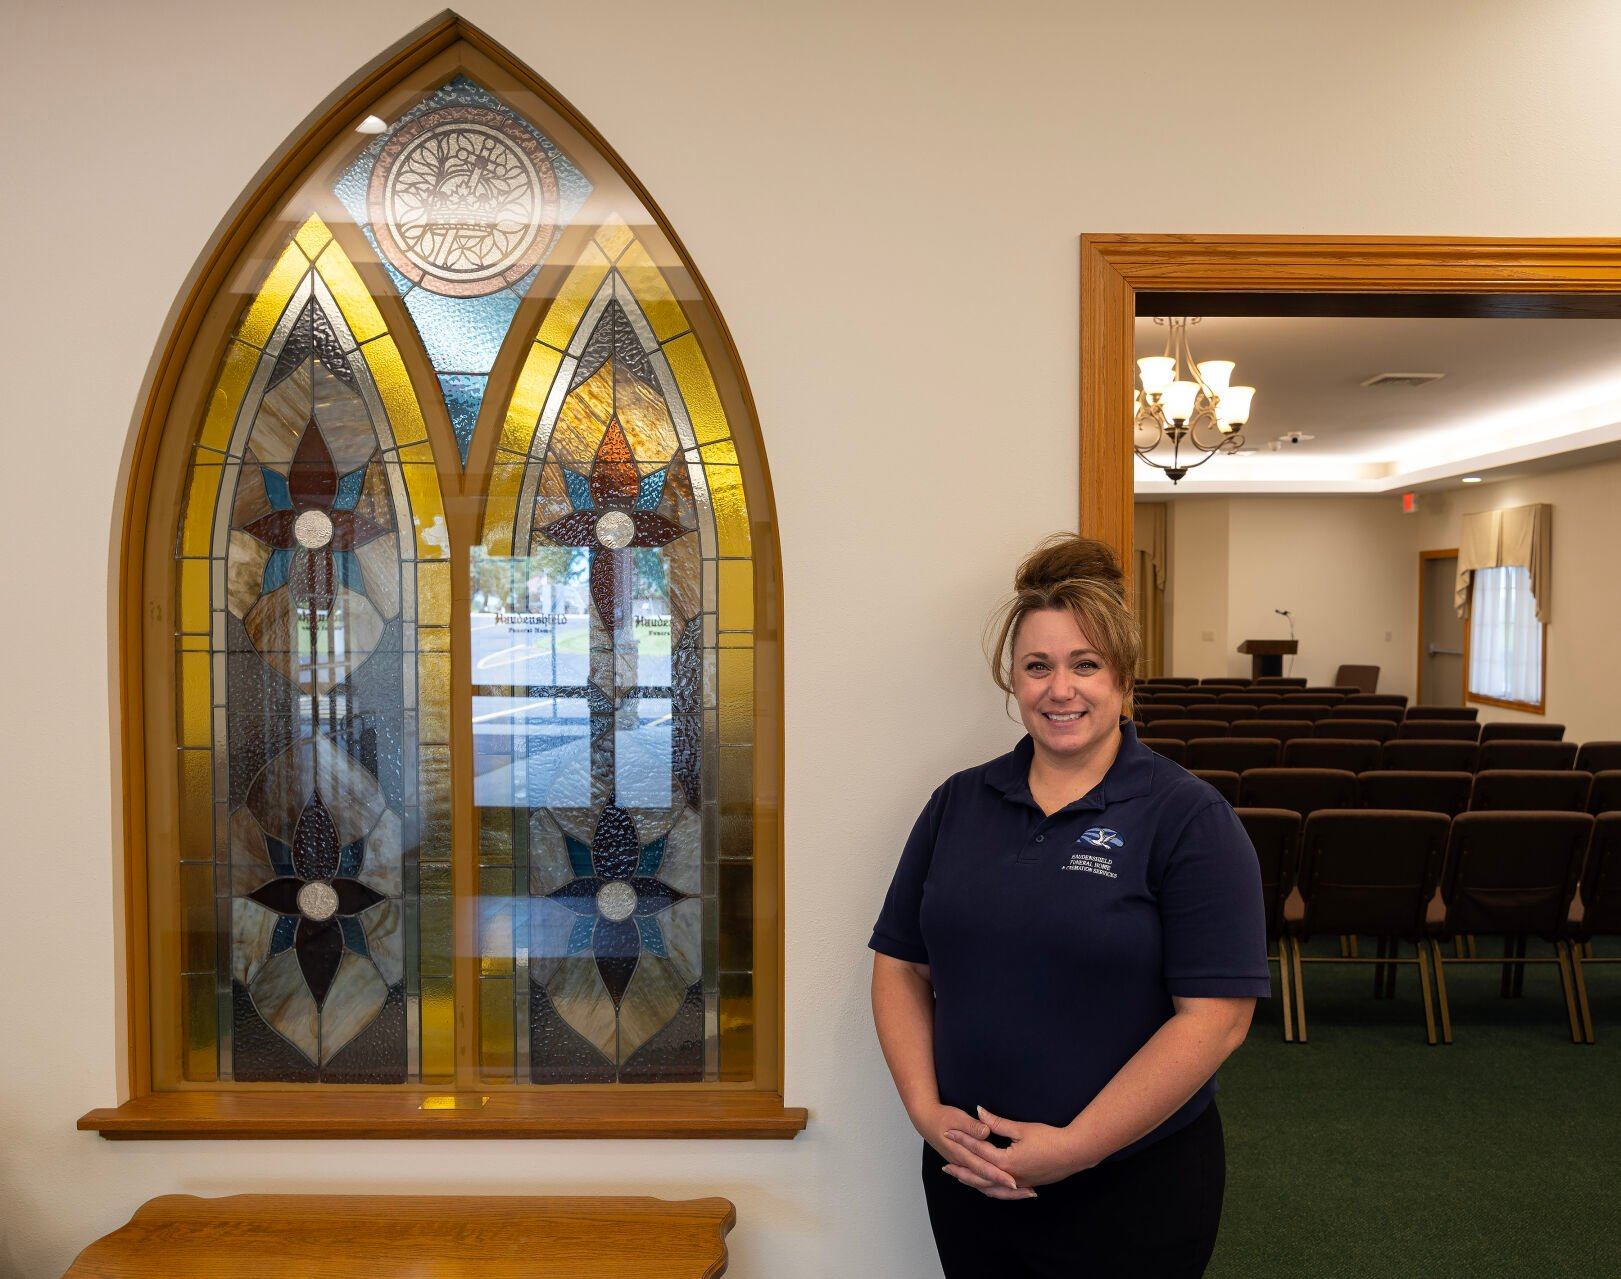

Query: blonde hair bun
[1013,534,1125,599]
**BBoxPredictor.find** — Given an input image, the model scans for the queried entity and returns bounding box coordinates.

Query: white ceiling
[1132,315,1621,494]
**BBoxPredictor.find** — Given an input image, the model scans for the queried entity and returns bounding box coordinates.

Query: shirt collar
[985,716,1157,811]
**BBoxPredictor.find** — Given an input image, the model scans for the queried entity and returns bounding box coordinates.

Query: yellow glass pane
[181,862,215,973]
[719,971,754,1083]
[719,745,753,812]
[707,465,751,557]
[719,862,753,970]
[480,455,525,555]
[421,744,451,857]
[419,860,453,897]
[316,239,387,344]
[418,561,451,627]
[418,626,450,651]
[717,648,753,746]
[238,241,308,349]
[718,559,754,632]
[361,336,429,446]
[198,340,259,453]
[617,241,688,341]
[535,244,611,350]
[480,978,515,1075]
[478,806,513,864]
[593,214,635,261]
[294,213,332,260]
[403,466,448,559]
[420,976,455,1083]
[177,651,211,747]
[178,559,210,634]
[178,750,212,860]
[664,334,730,444]
[498,343,563,455]
[179,463,221,559]
[419,653,451,744]
[480,867,514,978]
[700,439,738,466]
[720,809,753,862]
[183,972,218,1082]
[419,890,453,977]
[397,442,436,465]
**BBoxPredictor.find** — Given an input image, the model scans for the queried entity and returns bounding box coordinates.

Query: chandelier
[1134,317,1255,483]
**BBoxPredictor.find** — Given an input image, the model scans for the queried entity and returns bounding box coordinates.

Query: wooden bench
[64,1194,735,1277]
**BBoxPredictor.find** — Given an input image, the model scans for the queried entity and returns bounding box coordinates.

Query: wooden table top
[63,1194,736,1278]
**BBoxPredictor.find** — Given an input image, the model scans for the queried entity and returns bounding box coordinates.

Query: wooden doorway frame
[1078,234,1621,583]
[1416,548,1462,707]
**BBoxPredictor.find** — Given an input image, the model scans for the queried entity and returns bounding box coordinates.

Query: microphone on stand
[1274,609,1297,675]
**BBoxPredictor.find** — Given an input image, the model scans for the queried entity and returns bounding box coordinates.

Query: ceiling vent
[1360,371,1445,388]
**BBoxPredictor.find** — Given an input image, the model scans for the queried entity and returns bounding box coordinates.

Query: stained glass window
[176,217,452,1082]
[153,30,774,1108]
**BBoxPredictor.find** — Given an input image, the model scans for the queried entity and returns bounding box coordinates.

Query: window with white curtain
[1468,565,1544,707]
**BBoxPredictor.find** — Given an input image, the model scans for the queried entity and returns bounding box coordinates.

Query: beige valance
[1455,502,1551,622]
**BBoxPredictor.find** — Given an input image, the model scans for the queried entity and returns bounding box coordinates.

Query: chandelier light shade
[1133,317,1254,483]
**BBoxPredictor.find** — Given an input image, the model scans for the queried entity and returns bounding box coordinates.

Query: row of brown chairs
[1238,807,1620,1046]
[1190,766,1619,817]
[1139,709,1571,745]
[1144,733,1588,774]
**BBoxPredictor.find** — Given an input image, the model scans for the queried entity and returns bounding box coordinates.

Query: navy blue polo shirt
[869,718,1270,1162]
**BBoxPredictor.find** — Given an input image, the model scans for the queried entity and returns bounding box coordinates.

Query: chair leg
[1454,936,1465,959]
[1429,939,1454,1044]
[1467,935,1478,959]
[1500,935,1517,997]
[1339,935,1350,957]
[1348,935,1360,958]
[1554,940,1582,1044]
[1571,943,1596,1044]
[1511,935,1528,998]
[1371,936,1387,998]
[1415,940,1437,1046]
[1291,936,1308,1043]
[1383,939,1398,998]
[1275,945,1294,1043]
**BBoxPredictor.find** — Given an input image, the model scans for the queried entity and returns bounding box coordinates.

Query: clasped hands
[918,1101,1097,1200]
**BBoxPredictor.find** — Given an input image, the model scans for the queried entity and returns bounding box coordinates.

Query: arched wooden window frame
[82,12,801,1139]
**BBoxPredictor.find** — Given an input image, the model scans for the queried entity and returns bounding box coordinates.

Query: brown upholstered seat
[1345,693,1408,708]
[1396,719,1481,741]
[1476,740,1578,771]
[1356,770,1473,817]
[1187,703,1261,725]
[1145,718,1228,743]
[1200,678,1250,689]
[1240,767,1358,817]
[1270,702,1333,722]
[1479,721,1566,743]
[1142,676,1199,687]
[1381,740,1480,773]
[1140,737,1187,766]
[1404,705,1479,722]
[1588,771,1621,815]
[1235,806,1303,1041]
[1575,743,1621,773]
[1333,665,1380,694]
[1283,738,1382,772]
[1326,705,1403,724]
[1192,768,1242,806]
[1253,677,1308,688]
[1138,704,1194,724]
[1188,737,1282,773]
[1425,811,1592,1044]
[1216,692,1273,706]
[1568,814,1621,1042]
[1314,718,1398,743]
[1239,719,1316,746]
[1468,769,1593,813]
[1283,809,1449,1042]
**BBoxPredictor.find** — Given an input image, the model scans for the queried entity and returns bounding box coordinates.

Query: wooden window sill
[78,1089,808,1140]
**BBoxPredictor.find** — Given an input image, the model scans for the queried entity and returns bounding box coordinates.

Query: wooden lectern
[1237,639,1298,679]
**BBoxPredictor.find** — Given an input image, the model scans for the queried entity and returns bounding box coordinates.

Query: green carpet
[1210,936,1621,1278]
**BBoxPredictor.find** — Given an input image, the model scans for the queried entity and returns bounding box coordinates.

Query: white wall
[10,1,1621,1274]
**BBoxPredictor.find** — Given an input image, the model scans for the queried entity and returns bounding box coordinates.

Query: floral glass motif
[475,220,754,1085]
[175,218,451,1083]
[335,75,591,465]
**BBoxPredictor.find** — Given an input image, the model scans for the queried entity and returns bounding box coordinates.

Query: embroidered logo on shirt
[1078,827,1124,849]
[1065,852,1118,877]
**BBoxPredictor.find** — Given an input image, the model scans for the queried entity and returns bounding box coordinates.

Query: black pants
[921,1101,1225,1279]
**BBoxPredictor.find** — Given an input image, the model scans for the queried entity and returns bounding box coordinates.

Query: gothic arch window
[87,15,795,1138]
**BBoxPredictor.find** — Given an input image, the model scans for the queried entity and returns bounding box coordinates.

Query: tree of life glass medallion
[174,217,452,1083]
[474,219,755,1083]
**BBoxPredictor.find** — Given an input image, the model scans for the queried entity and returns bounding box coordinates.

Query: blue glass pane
[403,288,518,374]
[439,374,486,466]
[615,698,672,808]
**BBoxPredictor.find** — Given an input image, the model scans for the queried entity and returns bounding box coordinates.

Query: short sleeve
[1159,799,1273,998]
[868,786,947,965]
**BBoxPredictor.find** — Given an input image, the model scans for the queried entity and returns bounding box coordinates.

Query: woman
[869,535,1269,1278]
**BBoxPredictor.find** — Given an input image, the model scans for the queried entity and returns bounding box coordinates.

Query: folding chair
[1192,769,1241,806]
[1382,740,1480,773]
[1187,737,1282,773]
[1477,740,1578,772]
[1356,770,1473,817]
[1284,738,1382,773]
[1568,812,1621,1042]
[1480,722,1567,743]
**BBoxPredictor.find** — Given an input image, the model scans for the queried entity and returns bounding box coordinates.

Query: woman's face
[1011,607,1126,762]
